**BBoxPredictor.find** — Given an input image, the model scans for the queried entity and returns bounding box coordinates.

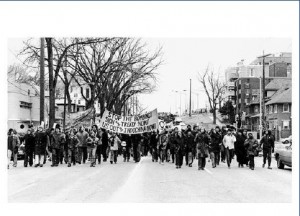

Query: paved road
[8,155,291,203]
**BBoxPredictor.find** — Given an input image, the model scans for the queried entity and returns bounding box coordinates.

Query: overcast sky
[8,37,292,114]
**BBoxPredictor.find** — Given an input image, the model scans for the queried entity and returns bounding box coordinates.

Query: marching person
[101,129,109,162]
[195,128,210,170]
[158,130,168,165]
[76,126,89,164]
[220,126,227,163]
[132,134,141,163]
[209,126,222,168]
[222,128,236,169]
[50,124,65,167]
[87,131,98,167]
[174,131,184,169]
[150,130,158,162]
[260,130,275,169]
[7,128,20,169]
[184,130,195,167]
[168,128,176,163]
[109,132,121,164]
[34,126,48,167]
[244,132,259,170]
[23,128,35,167]
[122,134,131,162]
[67,129,79,167]
[235,129,248,168]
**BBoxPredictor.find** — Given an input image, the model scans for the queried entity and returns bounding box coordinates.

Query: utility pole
[189,79,192,117]
[259,77,262,139]
[258,51,271,133]
[63,53,67,131]
[40,38,45,126]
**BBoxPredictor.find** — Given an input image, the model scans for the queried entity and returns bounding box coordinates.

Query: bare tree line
[10,37,163,127]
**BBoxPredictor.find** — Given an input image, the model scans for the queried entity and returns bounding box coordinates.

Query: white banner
[99,109,158,134]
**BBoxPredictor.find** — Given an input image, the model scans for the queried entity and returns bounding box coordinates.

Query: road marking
[108,157,144,202]
[204,168,213,175]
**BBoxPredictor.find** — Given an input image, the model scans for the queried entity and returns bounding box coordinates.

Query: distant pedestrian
[150,130,158,162]
[158,130,168,165]
[7,128,20,169]
[50,125,65,167]
[174,131,184,169]
[87,131,98,167]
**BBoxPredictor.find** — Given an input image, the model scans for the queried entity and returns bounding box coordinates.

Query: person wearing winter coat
[7,128,20,169]
[222,128,236,169]
[67,129,79,167]
[150,130,158,162]
[101,129,109,162]
[122,134,132,162]
[87,131,98,167]
[23,129,35,167]
[209,127,222,168]
[220,126,227,163]
[244,133,259,170]
[235,129,248,168]
[50,125,65,167]
[158,130,168,165]
[109,132,121,164]
[260,130,275,169]
[76,126,89,164]
[174,131,184,169]
[184,131,195,167]
[34,126,48,167]
[195,128,210,170]
[168,129,177,163]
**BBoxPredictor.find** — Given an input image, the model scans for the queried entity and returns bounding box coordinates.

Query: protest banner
[98,109,158,134]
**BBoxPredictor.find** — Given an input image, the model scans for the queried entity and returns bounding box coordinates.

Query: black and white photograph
[0,1,299,216]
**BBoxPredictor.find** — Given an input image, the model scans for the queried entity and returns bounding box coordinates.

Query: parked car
[280,135,292,144]
[274,140,292,169]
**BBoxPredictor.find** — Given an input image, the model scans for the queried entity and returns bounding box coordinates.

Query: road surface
[8,155,291,203]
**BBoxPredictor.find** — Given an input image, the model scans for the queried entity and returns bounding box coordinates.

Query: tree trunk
[46,38,55,128]
[66,88,72,113]
[213,108,217,124]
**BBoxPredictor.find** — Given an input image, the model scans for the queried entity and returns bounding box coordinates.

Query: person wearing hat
[34,126,48,167]
[222,128,236,169]
[244,132,259,170]
[23,128,35,167]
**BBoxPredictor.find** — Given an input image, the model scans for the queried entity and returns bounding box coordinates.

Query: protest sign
[98,109,158,134]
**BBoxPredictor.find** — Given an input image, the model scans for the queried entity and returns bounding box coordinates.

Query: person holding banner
[109,132,121,164]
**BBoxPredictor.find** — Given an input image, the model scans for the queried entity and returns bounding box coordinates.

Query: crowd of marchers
[7,124,275,171]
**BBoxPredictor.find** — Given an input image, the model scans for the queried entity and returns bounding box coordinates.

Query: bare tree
[7,64,40,86]
[198,66,226,124]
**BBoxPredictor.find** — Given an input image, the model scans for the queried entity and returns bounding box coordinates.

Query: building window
[282,120,290,130]
[269,105,273,114]
[274,104,278,113]
[28,89,30,95]
[254,105,259,113]
[20,101,32,109]
[78,100,81,105]
[245,83,250,89]
[86,88,90,98]
[250,68,254,76]
[74,93,78,98]
[283,103,289,112]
